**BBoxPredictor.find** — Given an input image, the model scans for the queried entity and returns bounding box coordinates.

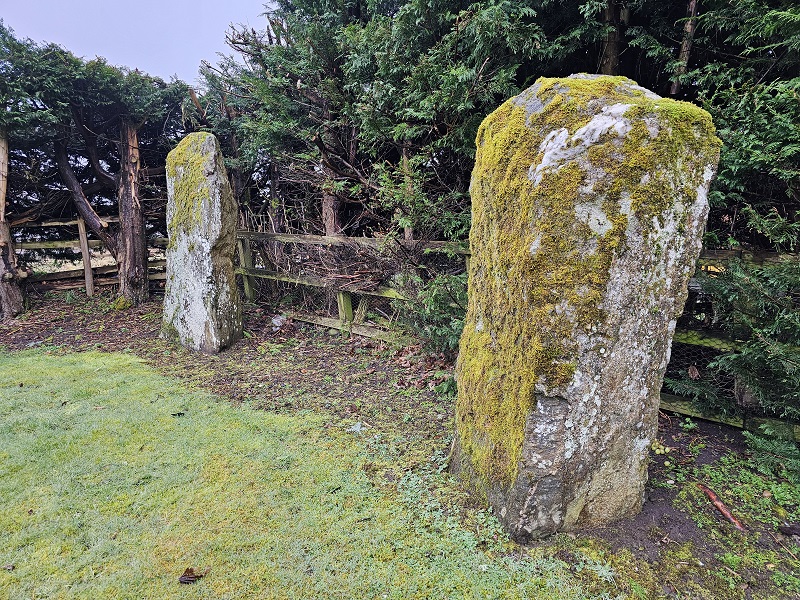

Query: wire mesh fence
[662,277,741,411]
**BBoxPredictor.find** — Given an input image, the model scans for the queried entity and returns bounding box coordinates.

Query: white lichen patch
[574,203,613,236]
[530,103,636,188]
[572,103,632,144]
[529,234,542,255]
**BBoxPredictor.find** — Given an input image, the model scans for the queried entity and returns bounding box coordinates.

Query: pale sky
[2,1,270,84]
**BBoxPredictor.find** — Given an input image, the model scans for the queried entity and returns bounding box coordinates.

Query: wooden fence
[13,220,794,343]
[234,231,468,339]
[11,217,167,294]
[234,231,800,440]
[11,221,800,439]
[233,230,796,337]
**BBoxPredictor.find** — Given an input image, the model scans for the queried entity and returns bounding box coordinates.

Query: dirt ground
[2,290,798,599]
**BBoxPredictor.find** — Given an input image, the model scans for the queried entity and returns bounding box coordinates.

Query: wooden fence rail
[14,217,99,297]
[12,218,167,295]
[9,222,800,439]
[233,230,798,344]
[13,220,796,336]
[236,230,470,254]
[233,231,455,337]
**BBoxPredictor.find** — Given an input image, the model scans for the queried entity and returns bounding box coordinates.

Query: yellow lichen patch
[165,133,218,246]
[456,75,721,487]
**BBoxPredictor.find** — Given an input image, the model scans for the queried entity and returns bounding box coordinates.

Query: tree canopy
[185,0,798,248]
[1,22,187,302]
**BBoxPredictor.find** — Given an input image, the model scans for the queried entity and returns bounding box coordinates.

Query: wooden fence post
[236,239,256,302]
[76,217,94,297]
[337,291,353,325]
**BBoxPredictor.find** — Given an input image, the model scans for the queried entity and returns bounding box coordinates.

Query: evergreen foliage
[698,259,799,419]
[397,272,468,353]
[2,2,798,415]
[743,429,800,484]
[0,22,186,230]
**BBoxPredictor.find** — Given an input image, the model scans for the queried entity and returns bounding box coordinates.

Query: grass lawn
[4,296,799,599]
[0,349,599,599]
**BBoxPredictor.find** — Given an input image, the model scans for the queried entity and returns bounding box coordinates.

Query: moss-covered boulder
[452,74,721,540]
[162,133,241,353]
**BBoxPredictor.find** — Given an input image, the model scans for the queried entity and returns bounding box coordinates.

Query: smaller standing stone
[162,133,241,353]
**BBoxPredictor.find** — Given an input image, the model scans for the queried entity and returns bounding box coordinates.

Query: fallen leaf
[179,566,210,584]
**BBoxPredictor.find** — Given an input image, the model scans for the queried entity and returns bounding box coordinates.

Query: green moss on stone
[456,75,721,487]
[166,133,222,247]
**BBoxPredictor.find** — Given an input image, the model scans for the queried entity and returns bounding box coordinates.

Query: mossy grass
[663,440,800,596]
[1,349,609,599]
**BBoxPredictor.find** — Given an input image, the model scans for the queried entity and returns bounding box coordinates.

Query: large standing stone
[452,75,721,540]
[162,132,241,353]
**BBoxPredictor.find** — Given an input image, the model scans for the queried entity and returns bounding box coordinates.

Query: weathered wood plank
[698,248,797,266]
[234,267,408,299]
[29,260,166,282]
[76,217,94,297]
[234,231,796,264]
[288,311,399,342]
[658,392,745,428]
[30,276,164,292]
[11,216,122,229]
[658,392,800,441]
[337,291,353,323]
[236,239,256,301]
[17,239,103,250]
[672,329,738,351]
[235,231,470,255]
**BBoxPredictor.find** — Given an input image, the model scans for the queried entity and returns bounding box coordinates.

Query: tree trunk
[0,222,23,320]
[116,120,148,305]
[313,125,343,236]
[55,140,118,255]
[0,127,24,319]
[322,189,341,235]
[670,0,699,96]
[402,147,414,240]
[0,125,7,223]
[599,1,622,75]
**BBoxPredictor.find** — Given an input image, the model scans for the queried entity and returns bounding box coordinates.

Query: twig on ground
[768,530,799,561]
[696,483,747,532]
